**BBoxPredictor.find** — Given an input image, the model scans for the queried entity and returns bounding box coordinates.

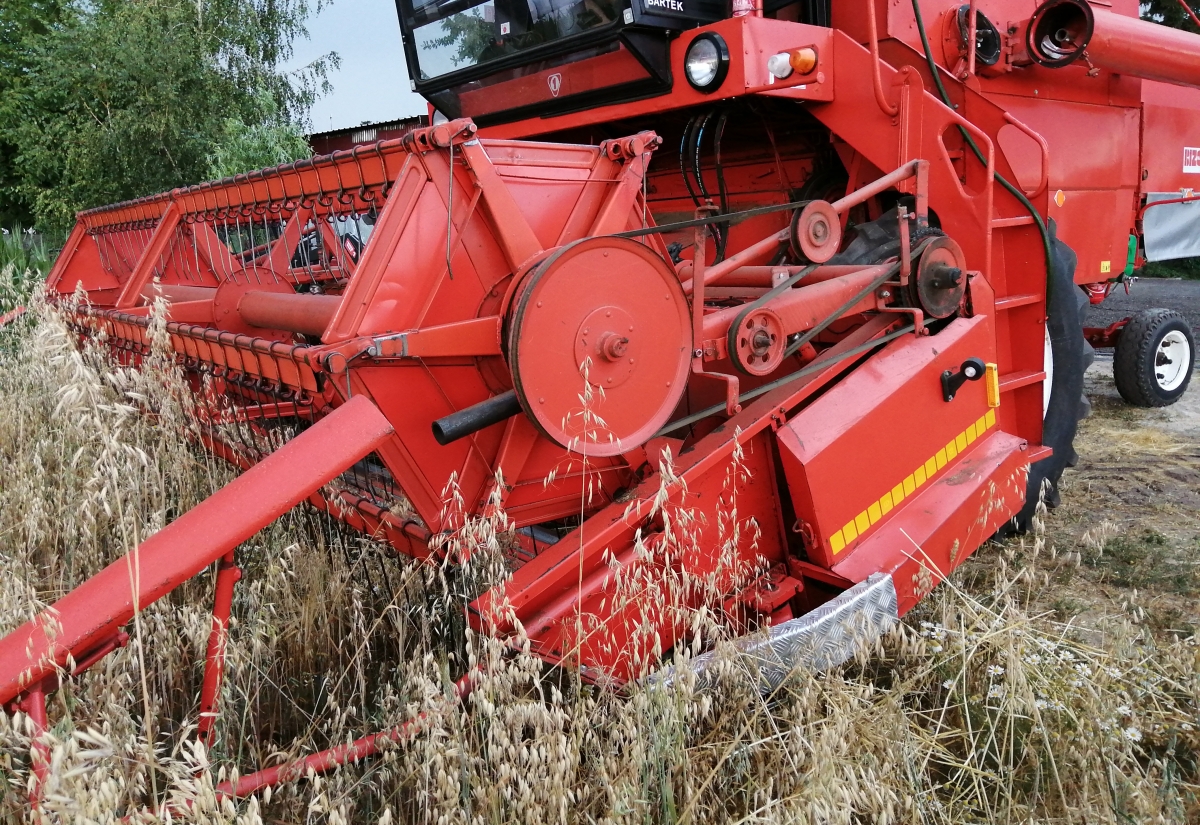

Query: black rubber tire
[1009,223,1091,530]
[1113,309,1195,407]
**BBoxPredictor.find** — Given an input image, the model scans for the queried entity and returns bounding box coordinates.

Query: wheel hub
[1156,329,1192,391]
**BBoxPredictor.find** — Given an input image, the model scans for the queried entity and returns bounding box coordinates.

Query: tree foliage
[0,0,334,231]
[206,90,313,181]
[1141,0,1200,32]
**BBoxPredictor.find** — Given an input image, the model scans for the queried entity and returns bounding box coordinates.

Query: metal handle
[432,390,522,445]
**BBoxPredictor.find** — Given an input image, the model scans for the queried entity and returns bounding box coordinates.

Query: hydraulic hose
[908,0,1060,299]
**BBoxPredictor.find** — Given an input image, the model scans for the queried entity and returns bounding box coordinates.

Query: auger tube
[1028,0,1200,87]
[432,390,523,445]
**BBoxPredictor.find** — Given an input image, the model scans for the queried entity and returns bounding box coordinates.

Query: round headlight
[684,33,730,93]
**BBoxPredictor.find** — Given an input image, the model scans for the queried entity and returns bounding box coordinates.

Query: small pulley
[790,200,842,263]
[909,235,968,319]
[730,308,786,377]
[506,237,692,456]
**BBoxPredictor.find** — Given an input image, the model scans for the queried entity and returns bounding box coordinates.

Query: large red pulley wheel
[506,237,692,456]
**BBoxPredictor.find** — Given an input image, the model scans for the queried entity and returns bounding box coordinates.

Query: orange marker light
[768,47,819,80]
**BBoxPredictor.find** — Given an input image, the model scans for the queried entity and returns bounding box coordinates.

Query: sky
[289,0,427,133]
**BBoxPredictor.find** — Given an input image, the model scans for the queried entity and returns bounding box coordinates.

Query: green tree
[206,89,313,180]
[1140,0,1200,31]
[0,0,334,232]
[0,2,71,226]
[420,9,497,77]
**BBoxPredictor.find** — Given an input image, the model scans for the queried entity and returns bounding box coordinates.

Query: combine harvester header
[3,0,1196,807]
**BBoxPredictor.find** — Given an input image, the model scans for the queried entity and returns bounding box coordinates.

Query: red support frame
[0,395,395,709]
[197,553,242,749]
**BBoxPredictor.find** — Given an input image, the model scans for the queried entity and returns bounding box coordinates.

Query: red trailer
[3,0,1197,806]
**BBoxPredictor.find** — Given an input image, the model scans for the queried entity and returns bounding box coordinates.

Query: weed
[1139,257,1200,281]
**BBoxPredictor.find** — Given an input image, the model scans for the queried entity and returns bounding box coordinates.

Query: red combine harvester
[3,0,1198,803]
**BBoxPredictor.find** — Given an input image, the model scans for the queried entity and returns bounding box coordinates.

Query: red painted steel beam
[141,283,217,304]
[116,202,183,308]
[1177,0,1200,28]
[197,552,241,749]
[0,307,26,328]
[0,395,394,708]
[701,265,888,342]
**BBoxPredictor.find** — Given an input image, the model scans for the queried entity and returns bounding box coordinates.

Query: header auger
[5,0,1198,808]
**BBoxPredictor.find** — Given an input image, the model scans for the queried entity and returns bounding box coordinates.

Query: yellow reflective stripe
[830,400,1002,555]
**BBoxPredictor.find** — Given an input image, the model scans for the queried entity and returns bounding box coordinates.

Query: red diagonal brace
[0,395,395,707]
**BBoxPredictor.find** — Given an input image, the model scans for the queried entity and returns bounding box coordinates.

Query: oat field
[0,266,1196,823]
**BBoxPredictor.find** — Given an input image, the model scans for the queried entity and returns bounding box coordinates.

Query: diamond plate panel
[659,573,899,691]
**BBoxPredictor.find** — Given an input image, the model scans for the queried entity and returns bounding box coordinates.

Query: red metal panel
[475,428,786,680]
[1140,82,1200,195]
[457,47,653,120]
[988,95,1139,281]
[478,18,836,140]
[775,313,999,568]
[831,429,1029,614]
[1047,187,1137,282]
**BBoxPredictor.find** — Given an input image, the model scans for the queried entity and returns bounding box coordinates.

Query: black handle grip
[432,390,522,445]
[941,357,986,402]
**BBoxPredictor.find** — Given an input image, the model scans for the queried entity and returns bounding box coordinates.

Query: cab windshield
[409,0,621,81]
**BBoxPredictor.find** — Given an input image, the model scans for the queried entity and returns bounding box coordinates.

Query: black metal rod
[432,390,522,445]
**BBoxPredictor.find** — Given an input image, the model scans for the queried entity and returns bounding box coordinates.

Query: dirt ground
[1037,281,1200,635]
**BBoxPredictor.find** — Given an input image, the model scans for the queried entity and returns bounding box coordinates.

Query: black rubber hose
[680,114,701,207]
[432,390,522,445]
[908,0,1058,299]
[714,110,731,262]
[694,110,725,254]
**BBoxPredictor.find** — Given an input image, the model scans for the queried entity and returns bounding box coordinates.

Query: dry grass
[0,265,1196,823]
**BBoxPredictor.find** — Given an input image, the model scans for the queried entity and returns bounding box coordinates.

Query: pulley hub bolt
[599,332,630,361]
[751,329,773,354]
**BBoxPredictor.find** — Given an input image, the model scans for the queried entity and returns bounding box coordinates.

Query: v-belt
[656,236,938,435]
[610,198,814,239]
[726,235,935,370]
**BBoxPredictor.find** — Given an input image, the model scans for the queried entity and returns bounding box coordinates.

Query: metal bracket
[367,332,409,358]
[941,356,986,401]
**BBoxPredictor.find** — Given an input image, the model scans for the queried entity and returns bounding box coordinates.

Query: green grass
[0,228,56,315]
[1083,529,1200,595]
[0,227,54,278]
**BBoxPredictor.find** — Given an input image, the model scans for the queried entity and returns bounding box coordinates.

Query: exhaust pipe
[1027,0,1200,88]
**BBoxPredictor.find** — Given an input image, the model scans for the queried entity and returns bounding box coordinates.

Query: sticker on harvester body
[1185,147,1200,173]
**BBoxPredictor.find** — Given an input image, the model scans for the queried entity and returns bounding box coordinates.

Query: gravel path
[1085,277,1200,332]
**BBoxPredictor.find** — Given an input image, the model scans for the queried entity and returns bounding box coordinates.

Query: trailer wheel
[1010,226,1091,531]
[1113,309,1195,407]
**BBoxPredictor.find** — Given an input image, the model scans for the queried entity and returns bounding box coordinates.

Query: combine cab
[3,0,1197,805]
